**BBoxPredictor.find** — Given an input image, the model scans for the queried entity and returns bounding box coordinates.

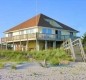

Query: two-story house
[1,14,78,51]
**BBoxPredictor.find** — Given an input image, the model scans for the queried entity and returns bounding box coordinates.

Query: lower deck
[1,40,63,51]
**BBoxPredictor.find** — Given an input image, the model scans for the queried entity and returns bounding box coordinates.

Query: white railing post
[78,39,86,62]
[69,39,76,60]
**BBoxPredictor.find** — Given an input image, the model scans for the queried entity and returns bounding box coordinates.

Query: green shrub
[0,48,73,65]
[49,58,60,65]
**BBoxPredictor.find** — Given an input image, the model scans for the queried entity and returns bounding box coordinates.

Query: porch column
[20,41,22,51]
[53,41,56,49]
[19,30,22,51]
[36,40,39,51]
[13,42,15,51]
[13,44,16,51]
[6,43,8,50]
[45,40,48,50]
[26,40,29,51]
[13,36,15,51]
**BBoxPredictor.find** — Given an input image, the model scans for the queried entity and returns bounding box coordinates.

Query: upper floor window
[8,32,13,37]
[42,28,47,34]
[70,32,73,37]
[42,28,52,34]
[27,28,36,34]
[47,29,52,34]
[20,30,24,35]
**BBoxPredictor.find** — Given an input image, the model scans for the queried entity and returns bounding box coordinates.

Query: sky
[0,0,86,38]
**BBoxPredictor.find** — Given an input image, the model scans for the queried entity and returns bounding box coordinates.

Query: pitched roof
[5,13,78,32]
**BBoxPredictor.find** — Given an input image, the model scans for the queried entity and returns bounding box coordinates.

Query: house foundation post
[20,41,22,51]
[6,43,8,50]
[53,41,56,49]
[36,40,39,51]
[26,34,29,51]
[14,43,17,51]
[12,36,15,51]
[26,40,29,51]
[13,42,15,51]
[45,40,48,50]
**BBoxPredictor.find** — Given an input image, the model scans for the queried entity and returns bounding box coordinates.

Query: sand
[0,62,86,80]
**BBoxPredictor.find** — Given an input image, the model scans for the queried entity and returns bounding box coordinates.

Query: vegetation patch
[82,32,86,52]
[0,48,73,66]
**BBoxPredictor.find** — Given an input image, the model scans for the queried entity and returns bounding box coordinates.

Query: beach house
[1,14,78,51]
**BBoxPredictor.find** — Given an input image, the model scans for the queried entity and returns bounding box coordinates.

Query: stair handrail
[62,38,86,62]
[69,39,76,60]
[78,38,86,62]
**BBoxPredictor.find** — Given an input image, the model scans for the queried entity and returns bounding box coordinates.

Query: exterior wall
[61,30,76,36]
[61,30,70,35]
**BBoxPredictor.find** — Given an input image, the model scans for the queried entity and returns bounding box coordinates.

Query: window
[47,29,52,34]
[42,28,47,33]
[27,29,35,34]
[27,29,30,34]
[42,28,52,34]
[20,30,24,35]
[44,18,62,28]
[70,32,73,36]
[8,32,13,37]
[30,29,34,33]
[70,32,73,38]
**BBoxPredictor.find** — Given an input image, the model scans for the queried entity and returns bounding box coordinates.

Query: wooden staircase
[74,45,83,62]
[62,38,86,62]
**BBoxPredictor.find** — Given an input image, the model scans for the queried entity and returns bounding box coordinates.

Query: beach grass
[0,48,73,65]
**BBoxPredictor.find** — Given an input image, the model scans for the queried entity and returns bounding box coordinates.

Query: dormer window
[44,18,62,28]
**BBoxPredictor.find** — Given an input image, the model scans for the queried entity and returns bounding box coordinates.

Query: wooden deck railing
[37,33,56,40]
[1,33,36,42]
[1,33,77,43]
